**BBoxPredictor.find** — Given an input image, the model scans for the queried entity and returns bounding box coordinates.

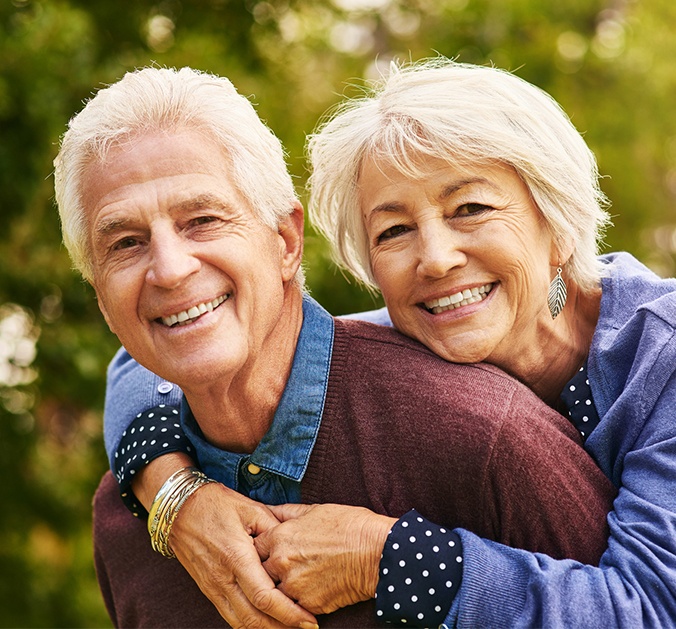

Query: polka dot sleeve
[375,510,463,627]
[112,404,194,518]
[559,361,600,442]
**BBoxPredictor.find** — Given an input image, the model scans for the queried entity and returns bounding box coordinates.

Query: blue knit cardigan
[449,252,676,628]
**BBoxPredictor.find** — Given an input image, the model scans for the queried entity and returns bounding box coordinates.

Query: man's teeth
[161,294,229,327]
[424,283,493,314]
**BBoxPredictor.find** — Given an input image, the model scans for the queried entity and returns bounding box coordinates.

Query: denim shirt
[178,295,333,504]
[107,297,392,509]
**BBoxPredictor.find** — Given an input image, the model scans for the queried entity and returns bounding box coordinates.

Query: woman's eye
[377,224,410,242]
[192,215,217,226]
[457,203,492,216]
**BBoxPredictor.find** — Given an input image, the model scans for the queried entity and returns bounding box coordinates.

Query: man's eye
[377,224,410,242]
[113,237,139,250]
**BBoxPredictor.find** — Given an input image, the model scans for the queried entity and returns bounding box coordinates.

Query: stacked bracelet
[147,466,216,558]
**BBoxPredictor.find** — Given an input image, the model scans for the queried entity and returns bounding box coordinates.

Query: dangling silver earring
[548,266,567,319]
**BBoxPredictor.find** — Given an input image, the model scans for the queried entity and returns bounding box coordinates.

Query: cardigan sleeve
[444,367,676,628]
[104,347,184,469]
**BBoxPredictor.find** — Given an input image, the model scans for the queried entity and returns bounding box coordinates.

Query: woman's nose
[145,232,201,289]
[416,224,466,280]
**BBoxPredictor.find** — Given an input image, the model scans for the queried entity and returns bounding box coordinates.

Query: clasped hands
[169,482,396,629]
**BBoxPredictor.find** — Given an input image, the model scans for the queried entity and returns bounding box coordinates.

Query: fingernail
[300,623,319,629]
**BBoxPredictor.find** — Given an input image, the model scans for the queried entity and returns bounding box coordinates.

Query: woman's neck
[504,285,602,407]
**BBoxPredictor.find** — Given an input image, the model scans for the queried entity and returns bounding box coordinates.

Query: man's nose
[145,231,201,289]
[416,223,467,280]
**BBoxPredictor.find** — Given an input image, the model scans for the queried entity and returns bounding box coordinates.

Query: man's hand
[133,455,318,629]
[254,503,396,616]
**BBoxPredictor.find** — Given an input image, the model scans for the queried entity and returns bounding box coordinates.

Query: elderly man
[54,67,614,628]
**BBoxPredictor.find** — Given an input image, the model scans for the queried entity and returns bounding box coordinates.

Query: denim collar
[181,295,334,491]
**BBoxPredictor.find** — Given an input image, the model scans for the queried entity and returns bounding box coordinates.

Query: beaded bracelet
[147,466,216,558]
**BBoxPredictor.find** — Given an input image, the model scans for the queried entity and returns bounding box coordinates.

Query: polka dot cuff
[113,405,194,518]
[375,510,463,627]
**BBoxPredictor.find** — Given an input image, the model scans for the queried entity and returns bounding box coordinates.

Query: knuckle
[249,587,277,613]
[237,613,268,629]
[220,546,254,571]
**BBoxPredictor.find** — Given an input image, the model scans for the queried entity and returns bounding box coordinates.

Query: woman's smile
[421,282,494,314]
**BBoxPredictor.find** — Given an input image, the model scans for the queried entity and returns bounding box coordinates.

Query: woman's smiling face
[359,154,559,369]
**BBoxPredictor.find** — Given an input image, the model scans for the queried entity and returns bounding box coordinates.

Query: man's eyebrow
[168,193,232,214]
[94,194,234,239]
[95,217,130,237]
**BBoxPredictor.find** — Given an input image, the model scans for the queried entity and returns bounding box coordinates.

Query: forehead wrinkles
[93,191,235,236]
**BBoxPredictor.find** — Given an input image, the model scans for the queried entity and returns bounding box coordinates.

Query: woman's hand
[133,454,318,629]
[254,503,397,615]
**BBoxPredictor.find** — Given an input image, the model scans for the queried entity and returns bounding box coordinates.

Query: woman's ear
[551,234,575,268]
[278,201,305,283]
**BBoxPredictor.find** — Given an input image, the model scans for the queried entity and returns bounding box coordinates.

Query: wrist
[360,511,398,599]
[132,451,196,510]
[147,466,217,558]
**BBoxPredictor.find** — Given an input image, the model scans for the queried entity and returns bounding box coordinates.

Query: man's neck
[182,288,305,453]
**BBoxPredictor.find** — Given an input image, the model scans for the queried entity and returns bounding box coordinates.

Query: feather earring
[548,266,567,319]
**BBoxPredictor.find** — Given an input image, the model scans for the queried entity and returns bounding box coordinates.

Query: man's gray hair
[308,58,611,293]
[55,66,301,285]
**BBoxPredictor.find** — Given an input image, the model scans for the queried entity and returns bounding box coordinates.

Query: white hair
[308,58,611,293]
[54,66,302,285]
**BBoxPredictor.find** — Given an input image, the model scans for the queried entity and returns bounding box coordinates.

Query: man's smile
[159,293,230,327]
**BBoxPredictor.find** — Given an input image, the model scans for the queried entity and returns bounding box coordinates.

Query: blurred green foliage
[0,0,674,626]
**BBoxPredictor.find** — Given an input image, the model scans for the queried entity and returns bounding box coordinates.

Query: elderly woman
[102,60,676,627]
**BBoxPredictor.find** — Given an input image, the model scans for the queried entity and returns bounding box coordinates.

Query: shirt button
[157,382,173,394]
[247,463,261,475]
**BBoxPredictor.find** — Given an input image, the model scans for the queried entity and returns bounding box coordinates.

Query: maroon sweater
[93,319,616,628]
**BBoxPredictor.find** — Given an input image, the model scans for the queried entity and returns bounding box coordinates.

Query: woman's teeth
[161,294,229,327]
[424,283,493,314]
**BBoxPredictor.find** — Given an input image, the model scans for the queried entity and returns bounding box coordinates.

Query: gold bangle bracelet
[147,466,216,558]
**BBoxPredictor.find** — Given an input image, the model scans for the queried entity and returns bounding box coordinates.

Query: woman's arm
[104,347,184,469]
[254,375,675,629]
[247,390,617,624]
[447,372,676,628]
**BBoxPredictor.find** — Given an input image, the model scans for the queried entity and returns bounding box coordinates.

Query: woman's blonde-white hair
[54,66,301,285]
[308,58,611,293]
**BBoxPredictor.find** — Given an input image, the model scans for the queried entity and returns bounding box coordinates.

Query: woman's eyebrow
[367,177,496,217]
[368,201,407,216]
[439,177,493,200]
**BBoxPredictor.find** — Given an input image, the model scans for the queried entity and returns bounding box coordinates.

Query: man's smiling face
[84,129,301,391]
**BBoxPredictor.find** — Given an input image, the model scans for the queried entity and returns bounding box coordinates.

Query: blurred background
[0,0,675,625]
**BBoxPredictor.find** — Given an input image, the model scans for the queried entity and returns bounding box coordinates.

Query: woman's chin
[422,336,492,365]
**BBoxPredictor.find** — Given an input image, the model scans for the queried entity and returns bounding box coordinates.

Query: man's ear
[278,201,305,283]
